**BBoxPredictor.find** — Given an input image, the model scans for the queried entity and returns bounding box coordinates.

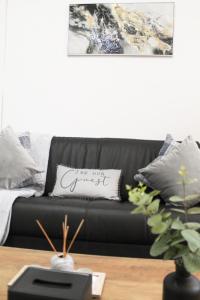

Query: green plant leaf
[185,222,200,230]
[185,194,200,201]
[188,207,200,215]
[162,212,171,220]
[178,165,187,177]
[169,196,184,203]
[170,238,185,247]
[151,223,167,235]
[129,189,153,207]
[163,247,177,260]
[149,190,160,198]
[174,245,189,258]
[146,199,160,215]
[131,206,146,215]
[151,219,171,235]
[126,184,132,191]
[147,214,162,227]
[181,229,200,252]
[138,193,151,205]
[128,191,141,204]
[171,218,185,230]
[170,208,185,214]
[150,234,170,256]
[170,231,184,246]
[183,252,200,273]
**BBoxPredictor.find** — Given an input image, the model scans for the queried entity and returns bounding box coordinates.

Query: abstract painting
[68,2,174,56]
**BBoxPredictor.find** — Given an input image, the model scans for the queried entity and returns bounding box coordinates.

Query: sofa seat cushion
[5,236,152,258]
[85,200,149,244]
[10,197,200,248]
[10,196,89,240]
[11,196,150,245]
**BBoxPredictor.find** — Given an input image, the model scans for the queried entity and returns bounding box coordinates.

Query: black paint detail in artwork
[69,5,86,23]
[83,4,98,15]
[160,37,173,46]
[153,48,164,55]
[124,24,137,35]
[87,42,95,54]
[153,48,173,56]
[95,4,117,27]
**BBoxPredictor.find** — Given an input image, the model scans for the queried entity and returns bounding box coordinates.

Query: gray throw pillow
[51,165,121,200]
[0,126,41,189]
[18,131,31,149]
[134,134,178,186]
[158,134,177,156]
[139,136,200,207]
[17,131,43,188]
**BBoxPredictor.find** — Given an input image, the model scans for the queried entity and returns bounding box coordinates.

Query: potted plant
[127,166,200,300]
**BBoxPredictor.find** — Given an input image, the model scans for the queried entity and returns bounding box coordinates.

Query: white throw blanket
[0,133,52,245]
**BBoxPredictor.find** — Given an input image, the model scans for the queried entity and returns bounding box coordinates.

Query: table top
[0,246,196,300]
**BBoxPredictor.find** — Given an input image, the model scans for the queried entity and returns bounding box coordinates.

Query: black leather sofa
[5,137,200,258]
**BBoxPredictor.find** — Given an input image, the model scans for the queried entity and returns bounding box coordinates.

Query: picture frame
[68,2,175,56]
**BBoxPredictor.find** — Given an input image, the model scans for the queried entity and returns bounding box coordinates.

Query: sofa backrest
[45,137,163,200]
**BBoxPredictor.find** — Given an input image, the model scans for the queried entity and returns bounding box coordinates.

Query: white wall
[1,0,200,140]
[0,0,8,130]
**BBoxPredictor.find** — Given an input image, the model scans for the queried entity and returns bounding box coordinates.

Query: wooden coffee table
[0,246,196,300]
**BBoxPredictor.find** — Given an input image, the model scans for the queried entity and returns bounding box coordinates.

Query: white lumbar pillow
[51,165,121,200]
[0,126,41,189]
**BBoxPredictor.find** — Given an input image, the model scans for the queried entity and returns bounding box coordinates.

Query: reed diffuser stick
[62,222,65,257]
[36,220,58,255]
[67,219,84,253]
[64,214,67,229]
[62,215,68,257]
[63,225,69,257]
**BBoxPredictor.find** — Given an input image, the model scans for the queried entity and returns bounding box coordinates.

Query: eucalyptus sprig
[127,166,200,273]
